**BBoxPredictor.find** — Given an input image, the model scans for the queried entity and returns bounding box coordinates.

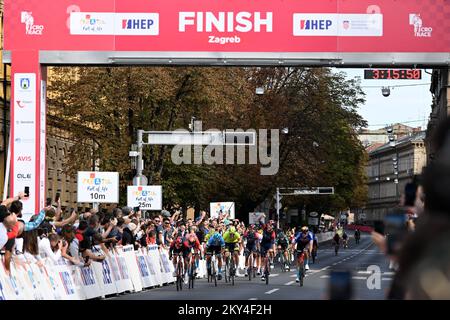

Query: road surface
[110,234,392,300]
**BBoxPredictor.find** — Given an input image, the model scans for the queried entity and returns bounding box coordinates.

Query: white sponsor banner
[13,73,37,219]
[127,185,162,210]
[210,202,235,219]
[249,212,265,225]
[39,80,46,210]
[121,245,143,292]
[70,12,159,35]
[146,245,164,286]
[293,14,383,36]
[77,171,119,203]
[135,251,154,288]
[308,217,319,226]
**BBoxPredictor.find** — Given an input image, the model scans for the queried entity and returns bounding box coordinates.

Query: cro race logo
[21,12,44,35]
[409,14,432,38]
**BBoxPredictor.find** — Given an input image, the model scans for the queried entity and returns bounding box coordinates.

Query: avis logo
[409,14,432,38]
[21,12,44,35]
[122,19,155,30]
[17,156,32,161]
[300,19,332,30]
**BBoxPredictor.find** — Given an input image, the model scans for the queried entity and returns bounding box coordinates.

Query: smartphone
[384,211,408,255]
[24,186,30,197]
[373,220,385,235]
[46,197,52,206]
[329,271,353,300]
[55,192,60,202]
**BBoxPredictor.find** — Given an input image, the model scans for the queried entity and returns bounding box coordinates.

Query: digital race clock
[364,69,422,80]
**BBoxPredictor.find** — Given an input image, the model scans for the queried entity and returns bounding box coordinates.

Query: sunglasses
[154,220,160,223]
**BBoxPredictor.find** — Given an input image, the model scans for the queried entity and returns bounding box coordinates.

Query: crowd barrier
[0,244,176,300]
[0,232,348,300]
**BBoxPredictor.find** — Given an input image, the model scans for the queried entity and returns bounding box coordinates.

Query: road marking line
[321,266,330,271]
[352,276,367,280]
[382,277,393,281]
[248,298,258,300]
[285,281,295,286]
[332,263,337,265]
[320,275,330,279]
[270,274,279,277]
[290,275,297,278]
[383,272,395,275]
[265,288,279,294]
[358,271,372,274]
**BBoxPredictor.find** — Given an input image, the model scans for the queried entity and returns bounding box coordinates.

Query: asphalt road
[111,234,392,300]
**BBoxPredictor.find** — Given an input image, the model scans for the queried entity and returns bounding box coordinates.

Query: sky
[338,68,432,130]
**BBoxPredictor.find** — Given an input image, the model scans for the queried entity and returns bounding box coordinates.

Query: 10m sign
[90,193,106,200]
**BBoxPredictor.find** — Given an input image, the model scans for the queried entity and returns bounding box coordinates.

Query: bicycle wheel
[230,259,235,286]
[224,257,229,283]
[280,253,286,272]
[189,263,195,289]
[299,265,305,286]
[248,254,252,281]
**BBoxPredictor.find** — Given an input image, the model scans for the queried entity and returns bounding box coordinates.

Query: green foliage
[48,66,368,217]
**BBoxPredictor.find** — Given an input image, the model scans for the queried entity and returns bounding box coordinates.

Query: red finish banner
[4,0,450,53]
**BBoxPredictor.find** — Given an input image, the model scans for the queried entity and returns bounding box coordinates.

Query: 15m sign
[77,171,119,203]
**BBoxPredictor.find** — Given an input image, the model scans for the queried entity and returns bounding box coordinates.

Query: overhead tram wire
[360,83,431,89]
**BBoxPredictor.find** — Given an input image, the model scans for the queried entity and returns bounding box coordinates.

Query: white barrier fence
[316,231,335,243]
[0,244,176,300]
[0,232,336,300]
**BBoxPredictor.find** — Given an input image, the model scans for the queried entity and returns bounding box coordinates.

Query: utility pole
[276,188,280,229]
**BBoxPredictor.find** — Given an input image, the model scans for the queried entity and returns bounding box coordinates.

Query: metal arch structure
[3,0,450,216]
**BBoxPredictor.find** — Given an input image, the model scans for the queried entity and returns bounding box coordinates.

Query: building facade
[364,131,427,221]
[358,124,422,148]
[426,68,450,161]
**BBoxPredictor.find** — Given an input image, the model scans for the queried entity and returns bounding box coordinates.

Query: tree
[48,66,368,217]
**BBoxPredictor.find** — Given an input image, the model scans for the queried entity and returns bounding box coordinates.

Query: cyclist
[169,236,190,279]
[223,225,241,276]
[333,232,341,256]
[342,231,348,248]
[243,224,258,276]
[311,231,319,263]
[354,229,361,244]
[185,231,201,276]
[205,226,225,280]
[260,222,276,281]
[293,226,313,282]
[276,228,290,271]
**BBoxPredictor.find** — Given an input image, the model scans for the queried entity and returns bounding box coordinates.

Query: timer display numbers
[364,69,422,80]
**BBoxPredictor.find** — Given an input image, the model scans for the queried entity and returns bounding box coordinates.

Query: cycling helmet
[175,237,183,246]
[301,226,309,232]
[229,226,236,233]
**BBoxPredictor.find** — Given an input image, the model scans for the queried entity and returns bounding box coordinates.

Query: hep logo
[300,19,332,30]
[122,19,154,30]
